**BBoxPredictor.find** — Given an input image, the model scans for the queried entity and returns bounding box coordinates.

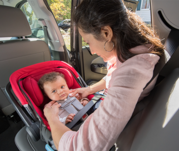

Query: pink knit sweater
[58,46,160,151]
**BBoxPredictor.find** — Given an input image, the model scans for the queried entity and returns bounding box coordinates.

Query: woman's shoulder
[112,53,160,82]
[132,53,160,66]
[117,53,160,70]
[110,53,160,90]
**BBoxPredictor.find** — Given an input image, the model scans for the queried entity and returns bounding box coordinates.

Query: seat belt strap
[144,29,179,90]
[38,19,50,44]
[43,26,49,44]
[66,94,104,129]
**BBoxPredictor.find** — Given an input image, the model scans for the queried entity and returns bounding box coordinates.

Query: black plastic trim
[18,79,37,121]
[16,0,27,8]
[5,82,34,127]
[158,11,178,30]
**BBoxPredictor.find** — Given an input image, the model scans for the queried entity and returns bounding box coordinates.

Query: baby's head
[38,72,70,101]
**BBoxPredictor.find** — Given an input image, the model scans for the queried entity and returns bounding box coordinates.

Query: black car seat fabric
[0,6,51,116]
[117,68,179,150]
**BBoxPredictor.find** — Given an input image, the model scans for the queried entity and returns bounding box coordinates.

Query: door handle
[91,63,107,74]
[91,57,107,75]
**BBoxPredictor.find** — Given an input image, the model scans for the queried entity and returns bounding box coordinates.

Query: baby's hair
[38,72,65,90]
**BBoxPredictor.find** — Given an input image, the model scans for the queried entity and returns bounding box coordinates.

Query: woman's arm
[48,115,71,148]
[88,78,106,94]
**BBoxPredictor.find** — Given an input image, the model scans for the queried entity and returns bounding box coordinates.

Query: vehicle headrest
[0,6,31,37]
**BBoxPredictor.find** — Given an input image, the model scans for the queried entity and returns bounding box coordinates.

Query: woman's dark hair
[73,0,164,62]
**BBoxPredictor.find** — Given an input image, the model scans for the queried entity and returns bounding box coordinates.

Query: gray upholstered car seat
[116,68,179,151]
[0,6,51,116]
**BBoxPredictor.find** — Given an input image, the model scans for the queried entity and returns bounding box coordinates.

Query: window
[82,38,89,48]
[123,0,138,12]
[141,0,150,9]
[20,2,45,40]
[135,0,151,27]
[47,0,71,50]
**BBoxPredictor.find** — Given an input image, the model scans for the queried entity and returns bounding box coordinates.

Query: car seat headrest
[23,77,44,107]
[0,6,31,37]
[22,68,74,107]
[55,68,74,88]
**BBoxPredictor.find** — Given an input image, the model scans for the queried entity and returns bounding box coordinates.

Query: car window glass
[141,0,150,9]
[47,0,71,51]
[82,38,89,48]
[135,0,151,27]
[20,2,45,40]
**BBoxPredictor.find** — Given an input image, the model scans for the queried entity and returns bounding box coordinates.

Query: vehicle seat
[0,6,51,116]
[116,67,179,150]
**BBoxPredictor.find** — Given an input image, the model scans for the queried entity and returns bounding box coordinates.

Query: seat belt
[39,19,49,44]
[135,28,179,117]
[66,94,105,129]
[43,26,49,44]
[144,29,179,90]
[159,29,179,78]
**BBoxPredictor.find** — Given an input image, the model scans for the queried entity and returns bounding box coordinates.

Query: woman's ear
[101,26,113,42]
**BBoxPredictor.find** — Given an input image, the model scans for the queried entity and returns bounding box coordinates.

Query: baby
[38,72,89,124]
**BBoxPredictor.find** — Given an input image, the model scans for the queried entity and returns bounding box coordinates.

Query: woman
[44,0,164,150]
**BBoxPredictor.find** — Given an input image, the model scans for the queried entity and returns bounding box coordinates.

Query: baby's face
[43,76,70,101]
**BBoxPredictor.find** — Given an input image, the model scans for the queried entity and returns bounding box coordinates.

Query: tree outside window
[47,0,71,50]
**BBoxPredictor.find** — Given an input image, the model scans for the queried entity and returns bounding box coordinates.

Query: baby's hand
[80,98,89,106]
[65,114,75,124]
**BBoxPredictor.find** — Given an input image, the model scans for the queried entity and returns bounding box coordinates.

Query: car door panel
[82,47,107,84]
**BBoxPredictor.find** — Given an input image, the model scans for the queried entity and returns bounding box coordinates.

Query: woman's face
[78,28,116,62]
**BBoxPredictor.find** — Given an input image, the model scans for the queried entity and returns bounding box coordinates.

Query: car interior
[0,0,179,151]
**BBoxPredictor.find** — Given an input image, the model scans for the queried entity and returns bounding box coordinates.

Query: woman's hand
[43,101,71,149]
[44,101,61,121]
[69,87,91,99]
